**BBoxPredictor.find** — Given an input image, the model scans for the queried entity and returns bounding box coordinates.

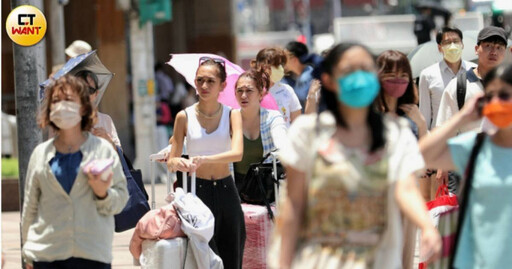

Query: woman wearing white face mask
[21,75,128,269]
[252,47,302,126]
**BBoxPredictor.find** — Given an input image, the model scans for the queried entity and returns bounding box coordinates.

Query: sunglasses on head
[199,56,225,67]
[484,90,511,103]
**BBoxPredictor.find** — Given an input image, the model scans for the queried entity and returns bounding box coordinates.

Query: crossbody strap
[456,71,467,111]
[451,132,485,267]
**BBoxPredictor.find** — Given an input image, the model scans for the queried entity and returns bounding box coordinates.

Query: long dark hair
[376,50,418,116]
[320,43,385,153]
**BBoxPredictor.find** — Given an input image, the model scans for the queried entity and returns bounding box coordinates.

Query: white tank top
[185,104,232,157]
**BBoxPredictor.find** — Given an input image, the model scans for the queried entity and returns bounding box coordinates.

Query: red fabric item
[419,185,458,268]
[242,204,275,269]
[129,204,186,259]
[426,184,458,211]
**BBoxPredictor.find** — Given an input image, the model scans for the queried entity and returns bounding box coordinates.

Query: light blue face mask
[337,70,380,108]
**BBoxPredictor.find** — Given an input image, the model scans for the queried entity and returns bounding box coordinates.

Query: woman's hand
[420,226,442,264]
[307,79,321,102]
[400,104,428,137]
[400,103,426,124]
[91,127,114,146]
[190,156,206,172]
[459,93,484,124]
[435,169,448,185]
[167,157,196,173]
[85,168,112,199]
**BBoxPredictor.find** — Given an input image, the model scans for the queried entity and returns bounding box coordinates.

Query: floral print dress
[292,138,390,269]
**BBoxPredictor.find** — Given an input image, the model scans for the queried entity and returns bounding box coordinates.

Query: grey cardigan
[21,133,128,264]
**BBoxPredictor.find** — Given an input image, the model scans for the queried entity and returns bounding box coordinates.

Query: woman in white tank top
[167,57,245,269]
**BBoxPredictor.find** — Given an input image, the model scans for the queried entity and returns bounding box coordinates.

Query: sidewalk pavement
[2,183,169,269]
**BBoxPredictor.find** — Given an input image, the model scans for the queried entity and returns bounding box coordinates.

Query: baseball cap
[477,26,508,45]
[65,40,92,58]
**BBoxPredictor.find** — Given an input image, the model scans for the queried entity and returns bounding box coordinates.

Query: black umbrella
[39,50,114,107]
[415,1,452,18]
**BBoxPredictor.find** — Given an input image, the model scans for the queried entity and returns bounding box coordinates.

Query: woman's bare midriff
[195,163,231,180]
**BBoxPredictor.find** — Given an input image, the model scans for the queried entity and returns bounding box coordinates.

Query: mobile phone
[83,158,114,181]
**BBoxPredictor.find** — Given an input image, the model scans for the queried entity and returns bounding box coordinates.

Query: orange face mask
[483,101,512,128]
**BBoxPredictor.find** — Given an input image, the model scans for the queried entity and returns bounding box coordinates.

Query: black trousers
[181,175,246,269]
[33,257,110,269]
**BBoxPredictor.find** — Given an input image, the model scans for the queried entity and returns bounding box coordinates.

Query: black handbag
[114,147,150,232]
[239,151,285,220]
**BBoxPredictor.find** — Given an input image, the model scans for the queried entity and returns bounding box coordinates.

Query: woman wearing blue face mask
[273,43,440,269]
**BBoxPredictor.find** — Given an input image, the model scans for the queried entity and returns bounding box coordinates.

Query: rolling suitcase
[138,153,195,269]
[242,152,282,269]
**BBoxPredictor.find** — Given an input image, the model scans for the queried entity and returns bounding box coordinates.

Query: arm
[419,94,483,171]
[21,154,41,245]
[167,111,193,172]
[92,114,121,149]
[290,110,301,123]
[279,165,307,269]
[21,152,41,266]
[191,109,244,167]
[395,173,441,263]
[304,79,321,114]
[289,85,303,123]
[418,72,432,129]
[107,115,122,149]
[399,104,428,138]
[269,113,288,150]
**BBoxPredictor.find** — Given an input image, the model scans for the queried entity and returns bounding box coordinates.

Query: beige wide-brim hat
[65,40,92,58]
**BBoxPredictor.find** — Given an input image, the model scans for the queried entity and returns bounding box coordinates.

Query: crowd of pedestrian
[19,24,512,269]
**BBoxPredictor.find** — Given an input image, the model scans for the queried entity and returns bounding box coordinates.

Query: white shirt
[96,112,122,148]
[435,67,483,133]
[419,60,476,129]
[268,82,302,127]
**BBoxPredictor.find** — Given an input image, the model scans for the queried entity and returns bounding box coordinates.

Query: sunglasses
[484,90,511,103]
[199,56,225,67]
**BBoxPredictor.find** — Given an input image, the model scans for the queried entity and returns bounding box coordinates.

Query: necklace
[195,104,222,119]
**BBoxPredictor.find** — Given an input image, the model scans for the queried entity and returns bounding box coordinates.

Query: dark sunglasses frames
[198,56,225,67]
[484,90,511,103]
